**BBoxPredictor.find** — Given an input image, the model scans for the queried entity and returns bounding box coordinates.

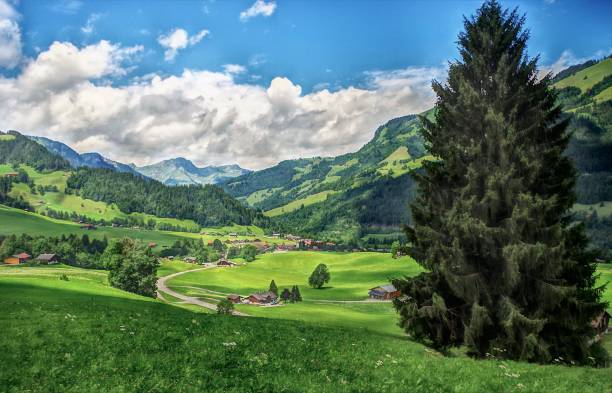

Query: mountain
[222,57,612,256]
[136,157,250,186]
[1,131,71,171]
[27,135,141,176]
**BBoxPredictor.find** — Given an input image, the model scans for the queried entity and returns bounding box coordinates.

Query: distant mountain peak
[136,157,250,186]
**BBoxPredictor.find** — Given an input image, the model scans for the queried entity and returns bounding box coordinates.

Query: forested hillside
[225,58,612,255]
[66,168,268,228]
[0,131,70,171]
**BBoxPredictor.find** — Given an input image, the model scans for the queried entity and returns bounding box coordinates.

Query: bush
[217,299,234,315]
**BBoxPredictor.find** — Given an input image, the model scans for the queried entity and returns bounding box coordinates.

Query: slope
[1,264,610,392]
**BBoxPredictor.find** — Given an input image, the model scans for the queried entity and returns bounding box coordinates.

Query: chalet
[368,284,400,300]
[227,294,243,304]
[80,224,97,230]
[3,171,18,177]
[285,234,300,241]
[167,256,174,260]
[184,256,197,263]
[4,252,31,265]
[228,233,238,237]
[217,259,236,267]
[247,291,278,305]
[35,253,58,264]
[592,311,610,340]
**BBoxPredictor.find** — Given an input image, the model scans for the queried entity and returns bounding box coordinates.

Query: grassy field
[264,191,338,217]
[0,204,292,249]
[574,201,612,217]
[169,251,422,301]
[554,57,612,92]
[1,263,610,392]
[0,134,16,141]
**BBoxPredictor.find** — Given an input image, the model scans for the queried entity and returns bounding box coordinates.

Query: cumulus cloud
[157,28,209,61]
[0,0,21,69]
[240,0,276,22]
[17,40,142,93]
[0,39,441,170]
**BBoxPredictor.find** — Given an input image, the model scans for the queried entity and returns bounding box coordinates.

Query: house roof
[249,291,277,301]
[227,294,241,299]
[35,253,56,261]
[370,284,397,293]
[13,252,31,259]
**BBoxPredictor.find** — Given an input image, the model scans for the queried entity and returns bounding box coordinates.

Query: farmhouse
[183,256,197,263]
[3,171,18,177]
[247,291,278,305]
[80,224,97,230]
[368,284,400,300]
[217,259,236,267]
[35,253,58,264]
[592,311,610,340]
[227,294,242,304]
[4,252,31,265]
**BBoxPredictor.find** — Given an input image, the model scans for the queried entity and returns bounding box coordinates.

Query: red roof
[13,252,31,259]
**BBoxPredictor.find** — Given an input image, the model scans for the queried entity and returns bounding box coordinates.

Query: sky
[0,0,610,169]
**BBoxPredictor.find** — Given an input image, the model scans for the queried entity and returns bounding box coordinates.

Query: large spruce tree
[393,0,607,365]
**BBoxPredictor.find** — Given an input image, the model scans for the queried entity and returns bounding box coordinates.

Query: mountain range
[27,135,250,185]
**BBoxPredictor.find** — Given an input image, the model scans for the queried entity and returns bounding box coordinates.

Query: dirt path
[156,267,249,316]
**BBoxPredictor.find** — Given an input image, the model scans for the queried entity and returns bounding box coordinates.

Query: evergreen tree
[291,285,302,302]
[280,288,291,303]
[269,280,278,296]
[393,0,607,365]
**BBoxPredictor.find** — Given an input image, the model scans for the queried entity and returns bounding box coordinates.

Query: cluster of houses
[227,291,278,305]
[3,253,58,265]
[179,256,239,267]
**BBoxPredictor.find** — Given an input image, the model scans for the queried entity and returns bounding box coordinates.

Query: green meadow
[169,251,423,301]
[1,262,610,392]
[264,190,338,217]
[553,57,612,92]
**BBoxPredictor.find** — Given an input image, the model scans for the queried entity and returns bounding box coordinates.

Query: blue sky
[0,0,610,169]
[14,0,611,92]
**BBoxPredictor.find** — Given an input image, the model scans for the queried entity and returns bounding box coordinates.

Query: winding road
[156,266,250,316]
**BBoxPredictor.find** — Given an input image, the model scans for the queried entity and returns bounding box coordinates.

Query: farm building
[3,172,18,177]
[368,284,400,300]
[80,224,97,230]
[217,259,236,267]
[4,252,31,265]
[247,291,277,305]
[227,294,242,304]
[592,311,610,340]
[35,254,58,264]
[184,257,197,263]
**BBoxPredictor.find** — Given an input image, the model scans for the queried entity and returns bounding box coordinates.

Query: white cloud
[222,64,246,75]
[157,28,210,61]
[240,0,276,22]
[17,40,143,93]
[81,13,103,35]
[50,0,83,14]
[0,0,21,69]
[0,39,441,170]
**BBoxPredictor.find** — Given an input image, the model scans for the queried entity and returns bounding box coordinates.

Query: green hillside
[222,59,612,256]
[554,57,612,92]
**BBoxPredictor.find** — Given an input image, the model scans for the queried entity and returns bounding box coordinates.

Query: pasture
[1,263,610,392]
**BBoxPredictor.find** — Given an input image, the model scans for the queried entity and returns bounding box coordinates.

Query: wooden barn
[227,294,242,304]
[247,291,277,305]
[4,252,31,265]
[35,253,58,264]
[368,284,400,300]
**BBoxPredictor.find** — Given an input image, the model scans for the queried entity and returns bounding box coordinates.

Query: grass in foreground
[1,264,610,392]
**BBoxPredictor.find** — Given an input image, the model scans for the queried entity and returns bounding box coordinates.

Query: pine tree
[393,0,607,365]
[280,288,291,303]
[292,285,302,302]
[269,280,278,296]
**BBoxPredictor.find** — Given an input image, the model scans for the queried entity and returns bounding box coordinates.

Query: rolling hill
[222,57,612,255]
